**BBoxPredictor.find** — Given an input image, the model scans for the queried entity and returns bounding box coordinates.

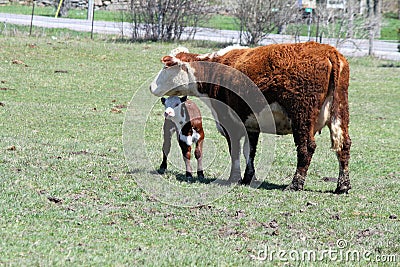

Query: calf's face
[161,96,188,123]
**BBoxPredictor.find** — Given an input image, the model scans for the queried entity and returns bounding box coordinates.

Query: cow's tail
[328,51,350,152]
[327,52,340,98]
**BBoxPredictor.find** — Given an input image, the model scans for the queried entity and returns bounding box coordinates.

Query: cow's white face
[150,54,198,97]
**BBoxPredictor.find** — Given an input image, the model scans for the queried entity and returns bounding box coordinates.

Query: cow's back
[219,42,347,106]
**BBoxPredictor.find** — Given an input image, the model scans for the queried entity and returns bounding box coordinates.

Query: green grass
[381,17,400,40]
[0,23,99,39]
[0,33,399,266]
[201,14,239,31]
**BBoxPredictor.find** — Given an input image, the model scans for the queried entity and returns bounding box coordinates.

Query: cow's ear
[161,56,177,67]
[180,96,188,103]
[161,97,166,105]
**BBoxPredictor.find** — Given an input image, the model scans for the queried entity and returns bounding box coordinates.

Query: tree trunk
[360,0,368,15]
[398,0,400,19]
[374,0,381,39]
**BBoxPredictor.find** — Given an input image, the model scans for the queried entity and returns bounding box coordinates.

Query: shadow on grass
[175,173,216,184]
[128,169,337,194]
[257,181,287,191]
[304,188,336,194]
[174,173,290,192]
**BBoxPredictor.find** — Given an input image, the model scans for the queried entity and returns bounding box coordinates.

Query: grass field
[0,34,399,266]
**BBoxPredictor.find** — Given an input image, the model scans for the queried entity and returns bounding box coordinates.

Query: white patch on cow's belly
[315,96,332,134]
[245,102,292,135]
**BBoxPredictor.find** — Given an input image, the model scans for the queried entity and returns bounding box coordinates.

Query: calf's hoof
[197,170,204,180]
[334,184,351,194]
[186,172,194,182]
[157,167,166,174]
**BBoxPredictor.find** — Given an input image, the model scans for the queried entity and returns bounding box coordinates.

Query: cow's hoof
[241,175,254,186]
[228,177,242,185]
[239,179,251,186]
[157,167,166,174]
[284,174,305,191]
[284,182,304,191]
[214,179,237,186]
[334,184,351,194]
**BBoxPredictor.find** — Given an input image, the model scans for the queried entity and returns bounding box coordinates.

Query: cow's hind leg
[286,125,317,191]
[242,131,259,185]
[329,117,352,194]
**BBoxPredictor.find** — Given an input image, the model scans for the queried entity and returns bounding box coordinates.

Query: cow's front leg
[286,130,316,191]
[216,119,243,184]
[227,135,242,184]
[242,131,259,185]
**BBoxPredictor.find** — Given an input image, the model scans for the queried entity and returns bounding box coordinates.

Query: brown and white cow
[150,42,351,194]
[159,96,205,181]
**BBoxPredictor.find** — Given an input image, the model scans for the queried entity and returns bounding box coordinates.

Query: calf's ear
[180,104,186,118]
[161,97,166,105]
[180,96,188,103]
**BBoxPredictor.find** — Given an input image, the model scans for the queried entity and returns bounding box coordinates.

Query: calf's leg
[194,134,204,179]
[159,121,174,174]
[180,141,193,181]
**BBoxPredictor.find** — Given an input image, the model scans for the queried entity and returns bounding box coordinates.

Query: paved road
[1,12,399,61]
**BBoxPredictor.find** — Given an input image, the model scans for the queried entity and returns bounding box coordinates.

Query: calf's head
[150,48,198,97]
[161,96,188,124]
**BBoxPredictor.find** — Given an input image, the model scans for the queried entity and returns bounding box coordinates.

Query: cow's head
[161,96,188,124]
[150,48,199,97]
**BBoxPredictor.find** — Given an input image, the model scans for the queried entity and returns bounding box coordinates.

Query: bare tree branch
[234,0,297,45]
[129,0,211,41]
